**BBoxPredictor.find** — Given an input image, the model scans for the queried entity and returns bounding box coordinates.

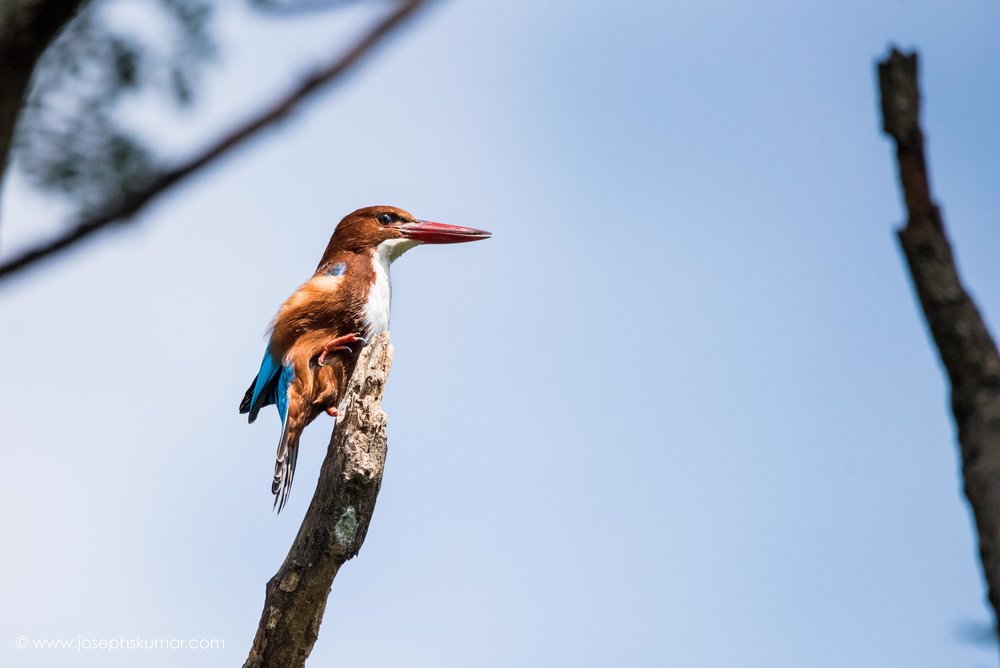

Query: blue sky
[3,1,1000,666]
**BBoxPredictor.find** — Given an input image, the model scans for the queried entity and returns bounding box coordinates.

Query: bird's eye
[377,213,393,225]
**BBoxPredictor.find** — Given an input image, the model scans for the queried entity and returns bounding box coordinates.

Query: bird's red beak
[398,220,492,244]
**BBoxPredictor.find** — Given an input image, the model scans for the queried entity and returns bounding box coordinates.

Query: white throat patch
[363,238,418,337]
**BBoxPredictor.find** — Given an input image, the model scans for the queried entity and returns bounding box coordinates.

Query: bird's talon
[325,405,338,417]
[314,334,364,366]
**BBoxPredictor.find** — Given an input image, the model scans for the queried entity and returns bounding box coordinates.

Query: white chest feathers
[363,238,418,336]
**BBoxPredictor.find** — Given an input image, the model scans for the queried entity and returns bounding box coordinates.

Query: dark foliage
[12,0,214,214]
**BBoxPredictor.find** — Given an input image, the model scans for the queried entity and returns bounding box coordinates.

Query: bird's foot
[314,333,368,367]
[325,405,339,417]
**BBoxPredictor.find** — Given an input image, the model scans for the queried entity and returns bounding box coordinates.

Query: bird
[240,205,491,511]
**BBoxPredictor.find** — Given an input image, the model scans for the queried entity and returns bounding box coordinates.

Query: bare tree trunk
[244,332,393,668]
[0,0,85,179]
[878,47,1000,630]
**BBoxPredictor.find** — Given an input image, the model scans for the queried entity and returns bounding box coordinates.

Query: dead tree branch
[244,331,393,668]
[878,47,1000,628]
[0,0,425,283]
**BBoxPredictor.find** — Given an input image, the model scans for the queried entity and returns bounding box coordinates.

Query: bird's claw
[313,333,368,367]
[316,347,350,367]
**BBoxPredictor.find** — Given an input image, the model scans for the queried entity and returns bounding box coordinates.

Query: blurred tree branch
[0,0,87,180]
[0,0,425,282]
[244,331,393,668]
[878,47,1000,630]
[249,0,366,16]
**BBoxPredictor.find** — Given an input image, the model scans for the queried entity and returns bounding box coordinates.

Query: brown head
[317,205,491,269]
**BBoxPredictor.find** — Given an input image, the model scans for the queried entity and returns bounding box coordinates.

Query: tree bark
[878,48,1000,628]
[244,331,393,668]
[0,0,86,179]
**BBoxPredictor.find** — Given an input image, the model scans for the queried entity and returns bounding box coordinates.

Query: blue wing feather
[275,363,295,423]
[250,350,279,407]
[245,347,290,422]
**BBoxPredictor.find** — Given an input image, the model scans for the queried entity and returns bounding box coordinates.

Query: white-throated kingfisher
[240,205,491,511]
